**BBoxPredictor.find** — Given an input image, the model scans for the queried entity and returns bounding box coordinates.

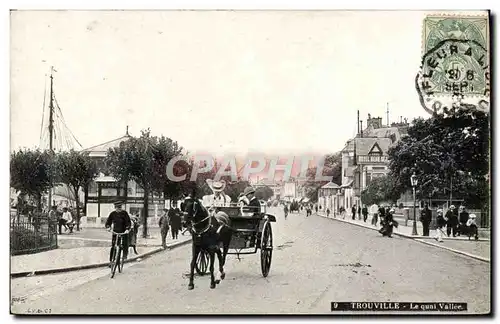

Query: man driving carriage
[202,180,232,208]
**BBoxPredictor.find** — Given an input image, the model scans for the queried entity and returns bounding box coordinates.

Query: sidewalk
[316,212,490,262]
[11,230,191,276]
[56,227,182,247]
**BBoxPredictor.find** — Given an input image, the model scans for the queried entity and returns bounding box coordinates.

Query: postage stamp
[423,15,489,53]
[417,14,490,114]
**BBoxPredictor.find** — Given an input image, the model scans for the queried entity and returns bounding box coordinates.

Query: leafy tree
[55,150,98,231]
[304,153,342,202]
[360,175,400,206]
[255,185,274,201]
[106,129,183,238]
[10,149,54,213]
[150,136,184,205]
[388,106,489,209]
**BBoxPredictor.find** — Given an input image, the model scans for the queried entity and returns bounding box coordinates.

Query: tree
[304,153,342,202]
[360,175,400,206]
[388,106,489,209]
[56,150,98,231]
[106,129,183,238]
[10,149,54,214]
[255,186,274,201]
[150,136,184,205]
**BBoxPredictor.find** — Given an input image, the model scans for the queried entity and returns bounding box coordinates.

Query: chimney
[367,115,383,129]
[357,110,360,136]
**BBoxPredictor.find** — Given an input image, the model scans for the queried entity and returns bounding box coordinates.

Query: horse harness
[187,200,226,238]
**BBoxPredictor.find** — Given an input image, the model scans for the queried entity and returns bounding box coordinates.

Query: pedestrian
[458,205,469,236]
[379,208,397,238]
[358,205,362,220]
[378,205,386,226]
[362,205,368,222]
[434,209,446,242]
[283,204,288,219]
[128,215,140,254]
[315,205,318,214]
[466,214,479,240]
[170,206,182,240]
[326,208,330,217]
[159,208,170,249]
[59,207,73,234]
[351,205,356,220]
[420,204,432,236]
[446,205,459,237]
[48,205,58,234]
[370,204,379,226]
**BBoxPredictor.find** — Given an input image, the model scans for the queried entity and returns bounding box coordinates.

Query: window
[88,181,98,194]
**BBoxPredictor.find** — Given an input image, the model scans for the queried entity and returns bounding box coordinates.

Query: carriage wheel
[260,222,273,277]
[195,250,210,275]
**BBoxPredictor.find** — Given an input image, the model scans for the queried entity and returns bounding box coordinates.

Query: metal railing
[10,214,58,256]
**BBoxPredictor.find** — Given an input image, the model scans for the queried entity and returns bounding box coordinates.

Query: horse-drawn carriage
[289,201,300,213]
[195,204,275,277]
[182,180,277,290]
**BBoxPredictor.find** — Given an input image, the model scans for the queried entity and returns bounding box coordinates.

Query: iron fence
[10,214,58,256]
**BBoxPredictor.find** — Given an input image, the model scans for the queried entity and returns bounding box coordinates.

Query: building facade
[80,132,164,227]
[317,182,341,213]
[339,114,409,210]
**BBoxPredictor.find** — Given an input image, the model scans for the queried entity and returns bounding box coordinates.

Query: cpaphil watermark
[165,155,332,183]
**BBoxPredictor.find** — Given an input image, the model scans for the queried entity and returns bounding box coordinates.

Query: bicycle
[109,229,130,279]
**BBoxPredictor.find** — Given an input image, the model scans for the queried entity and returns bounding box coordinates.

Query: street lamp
[410,173,418,236]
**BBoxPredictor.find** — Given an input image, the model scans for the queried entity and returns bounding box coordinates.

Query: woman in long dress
[128,215,140,254]
[379,208,397,238]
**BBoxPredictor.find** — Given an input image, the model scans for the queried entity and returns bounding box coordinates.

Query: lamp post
[410,173,418,236]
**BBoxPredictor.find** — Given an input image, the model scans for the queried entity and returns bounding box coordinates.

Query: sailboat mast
[48,67,54,209]
[48,67,54,152]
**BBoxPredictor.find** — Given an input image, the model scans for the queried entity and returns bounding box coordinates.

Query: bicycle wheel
[111,247,121,278]
[118,247,125,273]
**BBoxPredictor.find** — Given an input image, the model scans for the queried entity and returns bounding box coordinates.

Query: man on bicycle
[105,201,132,264]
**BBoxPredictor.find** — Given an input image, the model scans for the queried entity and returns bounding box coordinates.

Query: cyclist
[105,201,132,265]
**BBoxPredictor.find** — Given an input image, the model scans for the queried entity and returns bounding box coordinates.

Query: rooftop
[342,137,393,155]
[321,181,341,189]
[81,134,131,157]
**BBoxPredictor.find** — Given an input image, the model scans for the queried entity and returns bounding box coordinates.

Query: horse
[181,192,233,290]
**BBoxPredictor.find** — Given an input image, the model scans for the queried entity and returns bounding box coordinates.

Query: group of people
[159,206,183,249]
[283,202,314,219]
[372,205,398,238]
[48,205,76,234]
[434,205,478,242]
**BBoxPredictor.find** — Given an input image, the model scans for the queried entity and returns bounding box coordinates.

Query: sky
[11,10,443,155]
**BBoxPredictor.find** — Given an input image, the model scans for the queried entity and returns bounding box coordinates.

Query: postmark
[417,14,490,114]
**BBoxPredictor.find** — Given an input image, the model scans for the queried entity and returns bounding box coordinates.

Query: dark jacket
[445,210,458,226]
[459,211,469,224]
[169,209,182,230]
[436,215,446,228]
[248,197,261,214]
[159,214,170,232]
[362,207,368,215]
[105,210,132,233]
[420,208,432,224]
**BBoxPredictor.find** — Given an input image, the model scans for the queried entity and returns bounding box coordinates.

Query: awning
[95,176,117,183]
